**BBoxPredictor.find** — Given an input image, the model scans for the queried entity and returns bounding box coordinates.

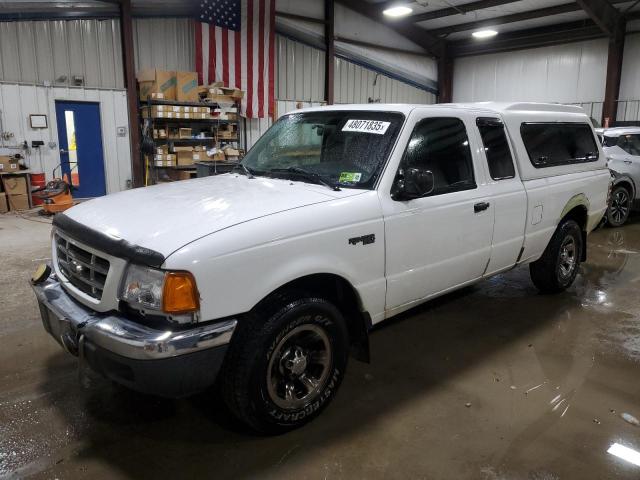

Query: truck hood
[62,174,364,259]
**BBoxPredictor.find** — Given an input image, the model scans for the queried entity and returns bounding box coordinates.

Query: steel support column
[437,45,453,103]
[602,21,626,126]
[324,0,335,105]
[119,0,143,188]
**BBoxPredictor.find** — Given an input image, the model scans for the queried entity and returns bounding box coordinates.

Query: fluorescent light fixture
[608,443,640,467]
[383,5,413,17]
[472,29,498,39]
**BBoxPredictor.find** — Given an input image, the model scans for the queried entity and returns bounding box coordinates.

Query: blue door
[55,101,106,198]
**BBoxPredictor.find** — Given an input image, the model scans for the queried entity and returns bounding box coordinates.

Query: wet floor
[1,213,640,479]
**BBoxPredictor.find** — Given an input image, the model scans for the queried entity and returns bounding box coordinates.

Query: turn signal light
[162,272,200,314]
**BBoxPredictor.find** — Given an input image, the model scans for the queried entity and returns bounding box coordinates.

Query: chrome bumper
[32,274,237,361]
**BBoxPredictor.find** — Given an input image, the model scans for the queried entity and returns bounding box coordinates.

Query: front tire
[530,219,583,293]
[607,185,632,227]
[220,293,349,434]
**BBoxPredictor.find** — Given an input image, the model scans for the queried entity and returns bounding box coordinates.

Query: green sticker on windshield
[339,172,362,183]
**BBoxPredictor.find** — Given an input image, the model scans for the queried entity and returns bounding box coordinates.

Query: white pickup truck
[33,102,609,433]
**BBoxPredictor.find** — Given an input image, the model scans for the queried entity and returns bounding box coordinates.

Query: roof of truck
[290,102,586,116]
[598,126,640,137]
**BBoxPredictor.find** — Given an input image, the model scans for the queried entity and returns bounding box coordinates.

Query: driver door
[381,110,495,314]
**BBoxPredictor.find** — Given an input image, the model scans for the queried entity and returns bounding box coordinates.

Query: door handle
[474,202,490,213]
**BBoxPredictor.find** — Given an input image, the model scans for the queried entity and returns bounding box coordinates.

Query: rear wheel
[530,219,583,293]
[607,185,632,227]
[220,293,348,434]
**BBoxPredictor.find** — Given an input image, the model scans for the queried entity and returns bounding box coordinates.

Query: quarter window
[521,123,599,168]
[617,134,640,156]
[395,117,476,196]
[477,117,515,180]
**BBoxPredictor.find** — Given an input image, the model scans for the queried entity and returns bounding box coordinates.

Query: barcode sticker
[342,119,390,135]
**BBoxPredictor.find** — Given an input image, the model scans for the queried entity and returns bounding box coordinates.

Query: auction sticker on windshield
[342,119,391,135]
[339,172,362,183]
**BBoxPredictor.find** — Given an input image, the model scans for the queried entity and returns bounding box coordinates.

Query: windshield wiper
[269,167,341,191]
[233,163,255,178]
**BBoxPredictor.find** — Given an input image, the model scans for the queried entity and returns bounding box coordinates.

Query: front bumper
[33,274,237,397]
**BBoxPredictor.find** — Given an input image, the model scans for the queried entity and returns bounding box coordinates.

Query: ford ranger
[32,103,610,433]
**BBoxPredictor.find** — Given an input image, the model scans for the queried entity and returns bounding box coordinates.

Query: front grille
[55,233,110,300]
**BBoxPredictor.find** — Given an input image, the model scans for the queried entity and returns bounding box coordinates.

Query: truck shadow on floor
[34,227,640,478]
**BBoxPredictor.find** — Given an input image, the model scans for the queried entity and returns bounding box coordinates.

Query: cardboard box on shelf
[158,129,167,138]
[192,152,203,162]
[220,87,245,100]
[223,147,240,162]
[150,92,165,100]
[8,193,29,211]
[156,145,169,155]
[177,151,194,166]
[179,128,192,139]
[137,69,176,100]
[2,176,28,195]
[207,94,236,105]
[177,72,199,102]
[172,146,193,153]
[153,153,176,167]
[167,170,193,181]
[0,193,8,213]
[0,156,20,172]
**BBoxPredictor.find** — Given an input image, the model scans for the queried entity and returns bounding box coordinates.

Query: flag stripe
[247,0,254,118]
[257,0,265,118]
[195,21,203,85]
[268,0,275,116]
[208,23,216,85]
[234,30,242,90]
[222,29,229,86]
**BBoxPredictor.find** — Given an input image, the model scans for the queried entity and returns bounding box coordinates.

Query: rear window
[520,123,599,168]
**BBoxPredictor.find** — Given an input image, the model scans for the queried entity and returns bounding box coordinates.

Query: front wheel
[530,219,583,293]
[220,293,349,434]
[607,185,632,227]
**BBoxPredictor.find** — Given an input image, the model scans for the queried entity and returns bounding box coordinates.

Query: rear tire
[530,219,583,294]
[607,185,632,228]
[220,292,349,434]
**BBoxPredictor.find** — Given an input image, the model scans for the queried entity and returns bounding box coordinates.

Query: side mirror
[393,167,434,200]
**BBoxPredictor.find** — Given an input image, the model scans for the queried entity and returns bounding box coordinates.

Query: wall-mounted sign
[29,114,48,129]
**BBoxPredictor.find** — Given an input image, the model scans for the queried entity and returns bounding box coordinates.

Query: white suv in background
[598,127,640,226]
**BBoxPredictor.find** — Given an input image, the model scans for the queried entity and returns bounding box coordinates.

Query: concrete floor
[2,213,640,479]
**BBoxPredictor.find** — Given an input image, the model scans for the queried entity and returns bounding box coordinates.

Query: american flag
[195,0,275,119]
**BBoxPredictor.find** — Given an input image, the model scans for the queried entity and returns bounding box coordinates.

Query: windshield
[242,111,404,189]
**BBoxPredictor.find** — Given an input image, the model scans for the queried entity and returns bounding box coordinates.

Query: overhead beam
[409,0,522,23]
[118,0,143,188]
[429,3,586,36]
[275,11,327,25]
[325,0,335,105]
[449,20,605,57]
[334,0,444,57]
[575,0,621,35]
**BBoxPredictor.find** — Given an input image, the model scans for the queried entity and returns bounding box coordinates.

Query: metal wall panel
[276,35,325,102]
[452,39,609,104]
[0,82,131,193]
[620,33,640,101]
[334,57,436,105]
[0,19,124,89]
[133,18,195,72]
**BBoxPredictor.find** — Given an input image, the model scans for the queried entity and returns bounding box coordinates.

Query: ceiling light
[383,5,413,17]
[472,29,498,39]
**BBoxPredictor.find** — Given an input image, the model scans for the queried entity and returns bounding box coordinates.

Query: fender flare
[610,169,637,201]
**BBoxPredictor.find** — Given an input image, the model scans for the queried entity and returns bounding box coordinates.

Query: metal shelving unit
[140,96,243,184]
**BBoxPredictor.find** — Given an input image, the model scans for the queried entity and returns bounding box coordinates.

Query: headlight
[120,265,199,315]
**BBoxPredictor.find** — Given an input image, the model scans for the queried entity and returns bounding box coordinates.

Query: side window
[397,117,476,196]
[476,117,516,180]
[618,135,640,156]
[520,123,599,168]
